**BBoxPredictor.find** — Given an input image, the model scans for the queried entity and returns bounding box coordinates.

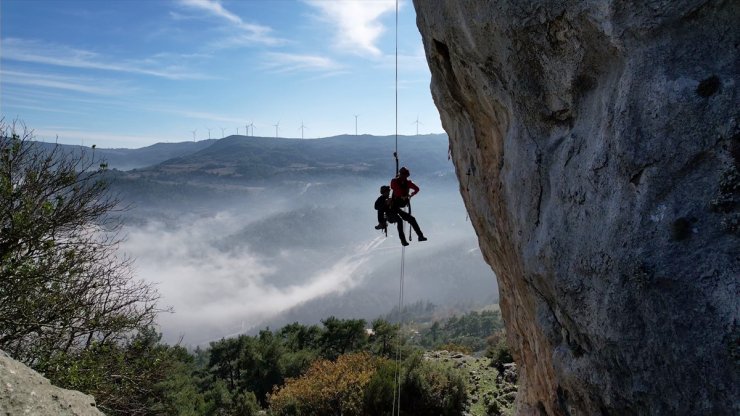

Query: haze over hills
[83,133,497,345]
[111,133,452,181]
[29,139,218,171]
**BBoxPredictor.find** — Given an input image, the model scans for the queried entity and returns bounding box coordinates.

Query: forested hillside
[40,313,515,415]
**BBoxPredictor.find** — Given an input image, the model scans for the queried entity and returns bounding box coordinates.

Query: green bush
[363,360,398,415]
[486,329,514,370]
[40,327,205,416]
[269,352,379,416]
[402,354,468,416]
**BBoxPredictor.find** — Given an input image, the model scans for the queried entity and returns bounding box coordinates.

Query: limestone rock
[0,350,103,416]
[413,1,739,415]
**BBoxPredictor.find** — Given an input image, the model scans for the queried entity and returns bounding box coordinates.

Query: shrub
[486,329,514,371]
[269,352,380,416]
[402,354,468,416]
[437,343,472,355]
[363,360,398,415]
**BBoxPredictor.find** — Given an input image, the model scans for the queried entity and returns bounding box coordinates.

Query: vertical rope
[393,0,399,177]
[392,247,405,416]
[391,1,403,415]
[392,247,405,415]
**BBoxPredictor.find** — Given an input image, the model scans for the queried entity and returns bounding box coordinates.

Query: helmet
[398,166,410,176]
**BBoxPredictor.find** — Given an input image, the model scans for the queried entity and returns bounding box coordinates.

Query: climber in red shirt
[388,166,427,246]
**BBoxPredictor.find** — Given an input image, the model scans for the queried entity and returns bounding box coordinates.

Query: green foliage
[485,329,514,370]
[40,327,205,416]
[402,353,468,416]
[194,318,413,414]
[206,331,284,405]
[320,316,368,360]
[363,360,398,416]
[269,352,380,416]
[0,121,160,366]
[415,309,504,353]
[269,349,468,416]
[278,322,322,352]
[369,319,400,358]
[202,381,260,416]
[280,349,319,379]
[438,343,473,355]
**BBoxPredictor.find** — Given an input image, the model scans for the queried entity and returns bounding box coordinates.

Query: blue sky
[1,0,442,148]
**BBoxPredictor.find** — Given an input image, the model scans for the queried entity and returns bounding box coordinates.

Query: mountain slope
[134,134,452,183]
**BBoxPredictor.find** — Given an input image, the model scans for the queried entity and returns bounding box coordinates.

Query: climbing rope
[390,1,405,415]
[393,247,405,415]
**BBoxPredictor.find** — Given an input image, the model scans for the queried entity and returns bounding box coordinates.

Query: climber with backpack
[374,185,392,231]
[388,166,427,246]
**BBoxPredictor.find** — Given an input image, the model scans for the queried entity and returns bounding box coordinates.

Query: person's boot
[401,239,409,246]
[409,218,426,242]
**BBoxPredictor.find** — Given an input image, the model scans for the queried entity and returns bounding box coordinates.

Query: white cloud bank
[305,0,398,56]
[121,212,384,344]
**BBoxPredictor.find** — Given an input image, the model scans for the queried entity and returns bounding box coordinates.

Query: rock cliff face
[413,1,738,415]
[0,350,103,415]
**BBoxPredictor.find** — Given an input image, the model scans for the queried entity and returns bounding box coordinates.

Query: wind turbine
[273,121,280,138]
[298,121,308,139]
[249,122,256,137]
[191,129,197,141]
[354,114,359,135]
[207,128,212,140]
[221,127,227,138]
[236,127,240,135]
[245,123,249,137]
[413,115,422,135]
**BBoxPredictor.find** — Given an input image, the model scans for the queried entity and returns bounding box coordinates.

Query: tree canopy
[0,120,160,365]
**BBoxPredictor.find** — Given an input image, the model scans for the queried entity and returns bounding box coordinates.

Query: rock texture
[0,350,103,416]
[414,1,738,415]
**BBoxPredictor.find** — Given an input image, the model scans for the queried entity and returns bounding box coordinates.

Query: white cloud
[305,0,398,56]
[1,38,210,80]
[2,103,80,115]
[177,0,284,47]
[261,52,343,74]
[1,69,126,95]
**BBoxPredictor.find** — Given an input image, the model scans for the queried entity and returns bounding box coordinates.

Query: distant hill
[29,134,451,180]
[20,139,217,171]
[103,134,454,208]
[126,134,452,183]
[93,140,217,170]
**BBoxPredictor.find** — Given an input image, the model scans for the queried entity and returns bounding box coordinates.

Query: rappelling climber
[374,185,392,231]
[389,166,427,246]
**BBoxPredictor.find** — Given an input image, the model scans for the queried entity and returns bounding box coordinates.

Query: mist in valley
[105,135,498,345]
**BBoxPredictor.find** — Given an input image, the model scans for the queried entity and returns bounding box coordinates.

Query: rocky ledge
[0,350,103,416]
